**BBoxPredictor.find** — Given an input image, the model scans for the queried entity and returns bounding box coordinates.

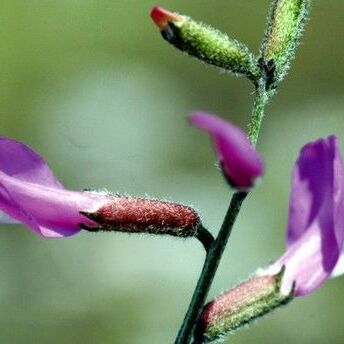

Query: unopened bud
[150,6,260,82]
[150,6,182,30]
[260,0,310,89]
[195,268,293,343]
[80,195,201,237]
[190,112,264,191]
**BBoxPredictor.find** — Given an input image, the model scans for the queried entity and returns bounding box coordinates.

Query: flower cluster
[2,116,343,295]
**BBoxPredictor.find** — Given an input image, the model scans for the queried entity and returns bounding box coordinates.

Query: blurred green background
[1,1,343,343]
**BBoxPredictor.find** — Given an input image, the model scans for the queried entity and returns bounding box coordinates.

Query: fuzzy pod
[260,0,310,89]
[195,269,292,343]
[81,196,202,238]
[150,6,260,82]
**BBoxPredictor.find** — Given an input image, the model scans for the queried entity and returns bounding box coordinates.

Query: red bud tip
[150,6,181,29]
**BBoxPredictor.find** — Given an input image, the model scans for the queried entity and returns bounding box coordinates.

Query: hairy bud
[260,0,310,89]
[150,6,260,82]
[194,268,293,343]
[80,195,201,237]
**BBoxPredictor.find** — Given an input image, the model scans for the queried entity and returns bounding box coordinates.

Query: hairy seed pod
[195,268,293,343]
[81,195,201,237]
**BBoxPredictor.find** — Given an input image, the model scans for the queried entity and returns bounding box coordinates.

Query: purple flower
[262,136,344,296]
[0,136,109,238]
[0,136,202,239]
[189,112,264,189]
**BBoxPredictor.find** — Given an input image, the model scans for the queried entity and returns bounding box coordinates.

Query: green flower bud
[194,268,293,343]
[260,0,310,89]
[151,7,260,82]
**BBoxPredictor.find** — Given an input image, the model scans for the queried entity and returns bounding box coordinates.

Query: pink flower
[262,136,344,296]
[0,137,201,238]
[189,112,264,189]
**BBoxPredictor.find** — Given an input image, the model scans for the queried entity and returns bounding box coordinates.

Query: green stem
[175,83,268,344]
[175,192,247,344]
[248,80,268,145]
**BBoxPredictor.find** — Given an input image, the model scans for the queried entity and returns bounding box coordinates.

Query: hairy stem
[248,80,269,145]
[175,83,267,344]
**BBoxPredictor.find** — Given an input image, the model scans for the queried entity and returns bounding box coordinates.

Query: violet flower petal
[264,136,344,296]
[0,137,108,238]
[0,136,64,188]
[189,112,264,188]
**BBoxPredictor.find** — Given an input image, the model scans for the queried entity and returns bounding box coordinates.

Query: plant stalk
[175,83,268,344]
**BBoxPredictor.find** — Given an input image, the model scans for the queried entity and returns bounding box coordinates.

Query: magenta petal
[287,136,344,272]
[271,222,331,296]
[189,112,264,188]
[0,137,108,238]
[266,136,344,296]
[0,137,64,188]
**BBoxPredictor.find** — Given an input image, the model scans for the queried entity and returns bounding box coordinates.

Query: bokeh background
[1,1,343,343]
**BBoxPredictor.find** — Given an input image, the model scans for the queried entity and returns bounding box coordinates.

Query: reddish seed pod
[194,270,291,343]
[200,275,278,326]
[81,196,201,237]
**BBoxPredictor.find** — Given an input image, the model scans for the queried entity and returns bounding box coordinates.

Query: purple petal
[0,136,64,188]
[268,222,330,296]
[0,137,108,238]
[189,112,264,188]
[265,136,344,296]
[288,136,344,273]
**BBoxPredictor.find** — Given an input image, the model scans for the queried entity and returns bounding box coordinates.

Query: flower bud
[260,0,310,89]
[150,6,260,82]
[189,112,264,190]
[195,268,292,343]
[81,195,202,238]
[0,136,203,240]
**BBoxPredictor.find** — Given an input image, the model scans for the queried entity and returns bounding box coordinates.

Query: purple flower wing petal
[0,182,74,238]
[0,172,109,237]
[267,136,344,296]
[189,112,264,188]
[287,136,344,269]
[0,182,43,234]
[0,137,108,238]
[274,222,333,296]
[0,136,64,188]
